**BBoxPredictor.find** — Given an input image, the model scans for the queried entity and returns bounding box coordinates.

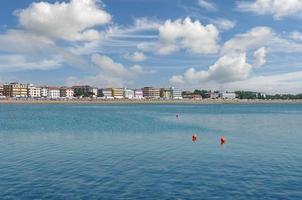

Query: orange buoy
[192,134,197,142]
[220,137,226,145]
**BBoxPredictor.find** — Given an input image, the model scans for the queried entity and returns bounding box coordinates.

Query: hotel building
[123,88,134,99]
[3,82,28,97]
[40,87,48,98]
[112,88,124,99]
[134,90,143,99]
[98,88,113,98]
[170,87,182,99]
[0,85,4,96]
[47,87,60,99]
[60,87,74,98]
[73,85,97,97]
[142,87,160,99]
[160,88,172,99]
[27,84,41,98]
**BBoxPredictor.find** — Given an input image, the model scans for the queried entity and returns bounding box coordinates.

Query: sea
[0,104,302,200]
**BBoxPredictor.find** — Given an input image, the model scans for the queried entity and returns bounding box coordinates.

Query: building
[142,87,160,99]
[112,88,124,99]
[72,85,97,98]
[98,88,113,99]
[27,84,41,98]
[123,88,134,99]
[60,87,74,98]
[3,82,28,97]
[210,91,220,99]
[47,87,60,99]
[170,87,182,99]
[219,92,236,99]
[0,85,3,96]
[40,87,48,98]
[182,91,202,99]
[160,88,172,99]
[134,90,143,99]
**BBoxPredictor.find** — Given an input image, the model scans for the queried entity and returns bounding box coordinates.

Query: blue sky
[1,0,302,93]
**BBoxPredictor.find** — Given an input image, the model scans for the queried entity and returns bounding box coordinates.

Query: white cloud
[124,51,147,62]
[236,0,302,19]
[197,0,217,11]
[211,18,236,30]
[170,53,253,85]
[290,31,302,41]
[225,71,302,94]
[0,54,62,71]
[0,30,54,53]
[142,17,219,55]
[15,0,111,41]
[222,26,273,54]
[72,54,155,87]
[254,47,266,67]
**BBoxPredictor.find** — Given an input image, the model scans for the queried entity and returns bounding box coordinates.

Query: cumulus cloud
[211,18,236,30]
[222,26,273,54]
[139,17,219,55]
[254,47,266,67]
[290,31,302,41]
[0,54,62,71]
[15,0,111,41]
[170,27,275,86]
[236,0,302,19]
[197,0,217,11]
[124,51,147,62]
[71,54,155,87]
[170,53,253,85]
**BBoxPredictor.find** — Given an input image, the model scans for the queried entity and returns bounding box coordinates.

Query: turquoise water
[0,104,302,199]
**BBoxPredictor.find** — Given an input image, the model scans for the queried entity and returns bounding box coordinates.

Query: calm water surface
[0,104,302,199]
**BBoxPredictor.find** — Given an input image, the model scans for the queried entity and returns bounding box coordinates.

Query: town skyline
[1,0,302,93]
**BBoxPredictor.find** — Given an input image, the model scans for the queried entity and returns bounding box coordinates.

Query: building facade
[72,85,97,97]
[123,89,134,99]
[47,87,60,99]
[98,88,113,98]
[142,87,160,99]
[160,88,172,99]
[0,85,3,96]
[219,92,236,99]
[60,87,74,98]
[134,90,143,99]
[3,82,28,97]
[27,84,41,98]
[170,87,182,99]
[40,87,48,98]
[112,88,124,99]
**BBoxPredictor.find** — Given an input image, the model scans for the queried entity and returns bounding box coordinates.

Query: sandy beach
[0,98,302,104]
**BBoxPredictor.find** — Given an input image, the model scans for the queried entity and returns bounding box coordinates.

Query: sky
[0,0,302,93]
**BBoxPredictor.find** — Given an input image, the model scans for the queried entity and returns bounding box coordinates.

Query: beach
[0,98,302,104]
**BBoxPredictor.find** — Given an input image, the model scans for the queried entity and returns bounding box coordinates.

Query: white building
[124,88,134,99]
[170,87,182,99]
[134,90,143,99]
[219,92,236,99]
[99,88,113,99]
[92,88,98,98]
[60,87,74,98]
[40,87,48,98]
[48,87,60,99]
[27,84,41,98]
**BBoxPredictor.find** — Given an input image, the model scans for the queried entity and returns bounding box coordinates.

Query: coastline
[0,98,302,105]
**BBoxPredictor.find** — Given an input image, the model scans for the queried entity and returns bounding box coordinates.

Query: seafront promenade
[0,98,302,104]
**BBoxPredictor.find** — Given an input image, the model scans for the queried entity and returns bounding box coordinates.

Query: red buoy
[192,134,197,142]
[220,137,226,145]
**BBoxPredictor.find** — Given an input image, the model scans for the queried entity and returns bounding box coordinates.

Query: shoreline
[0,98,302,105]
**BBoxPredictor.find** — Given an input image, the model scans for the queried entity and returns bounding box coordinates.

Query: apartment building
[27,84,41,98]
[60,87,74,98]
[142,87,160,99]
[3,82,28,97]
